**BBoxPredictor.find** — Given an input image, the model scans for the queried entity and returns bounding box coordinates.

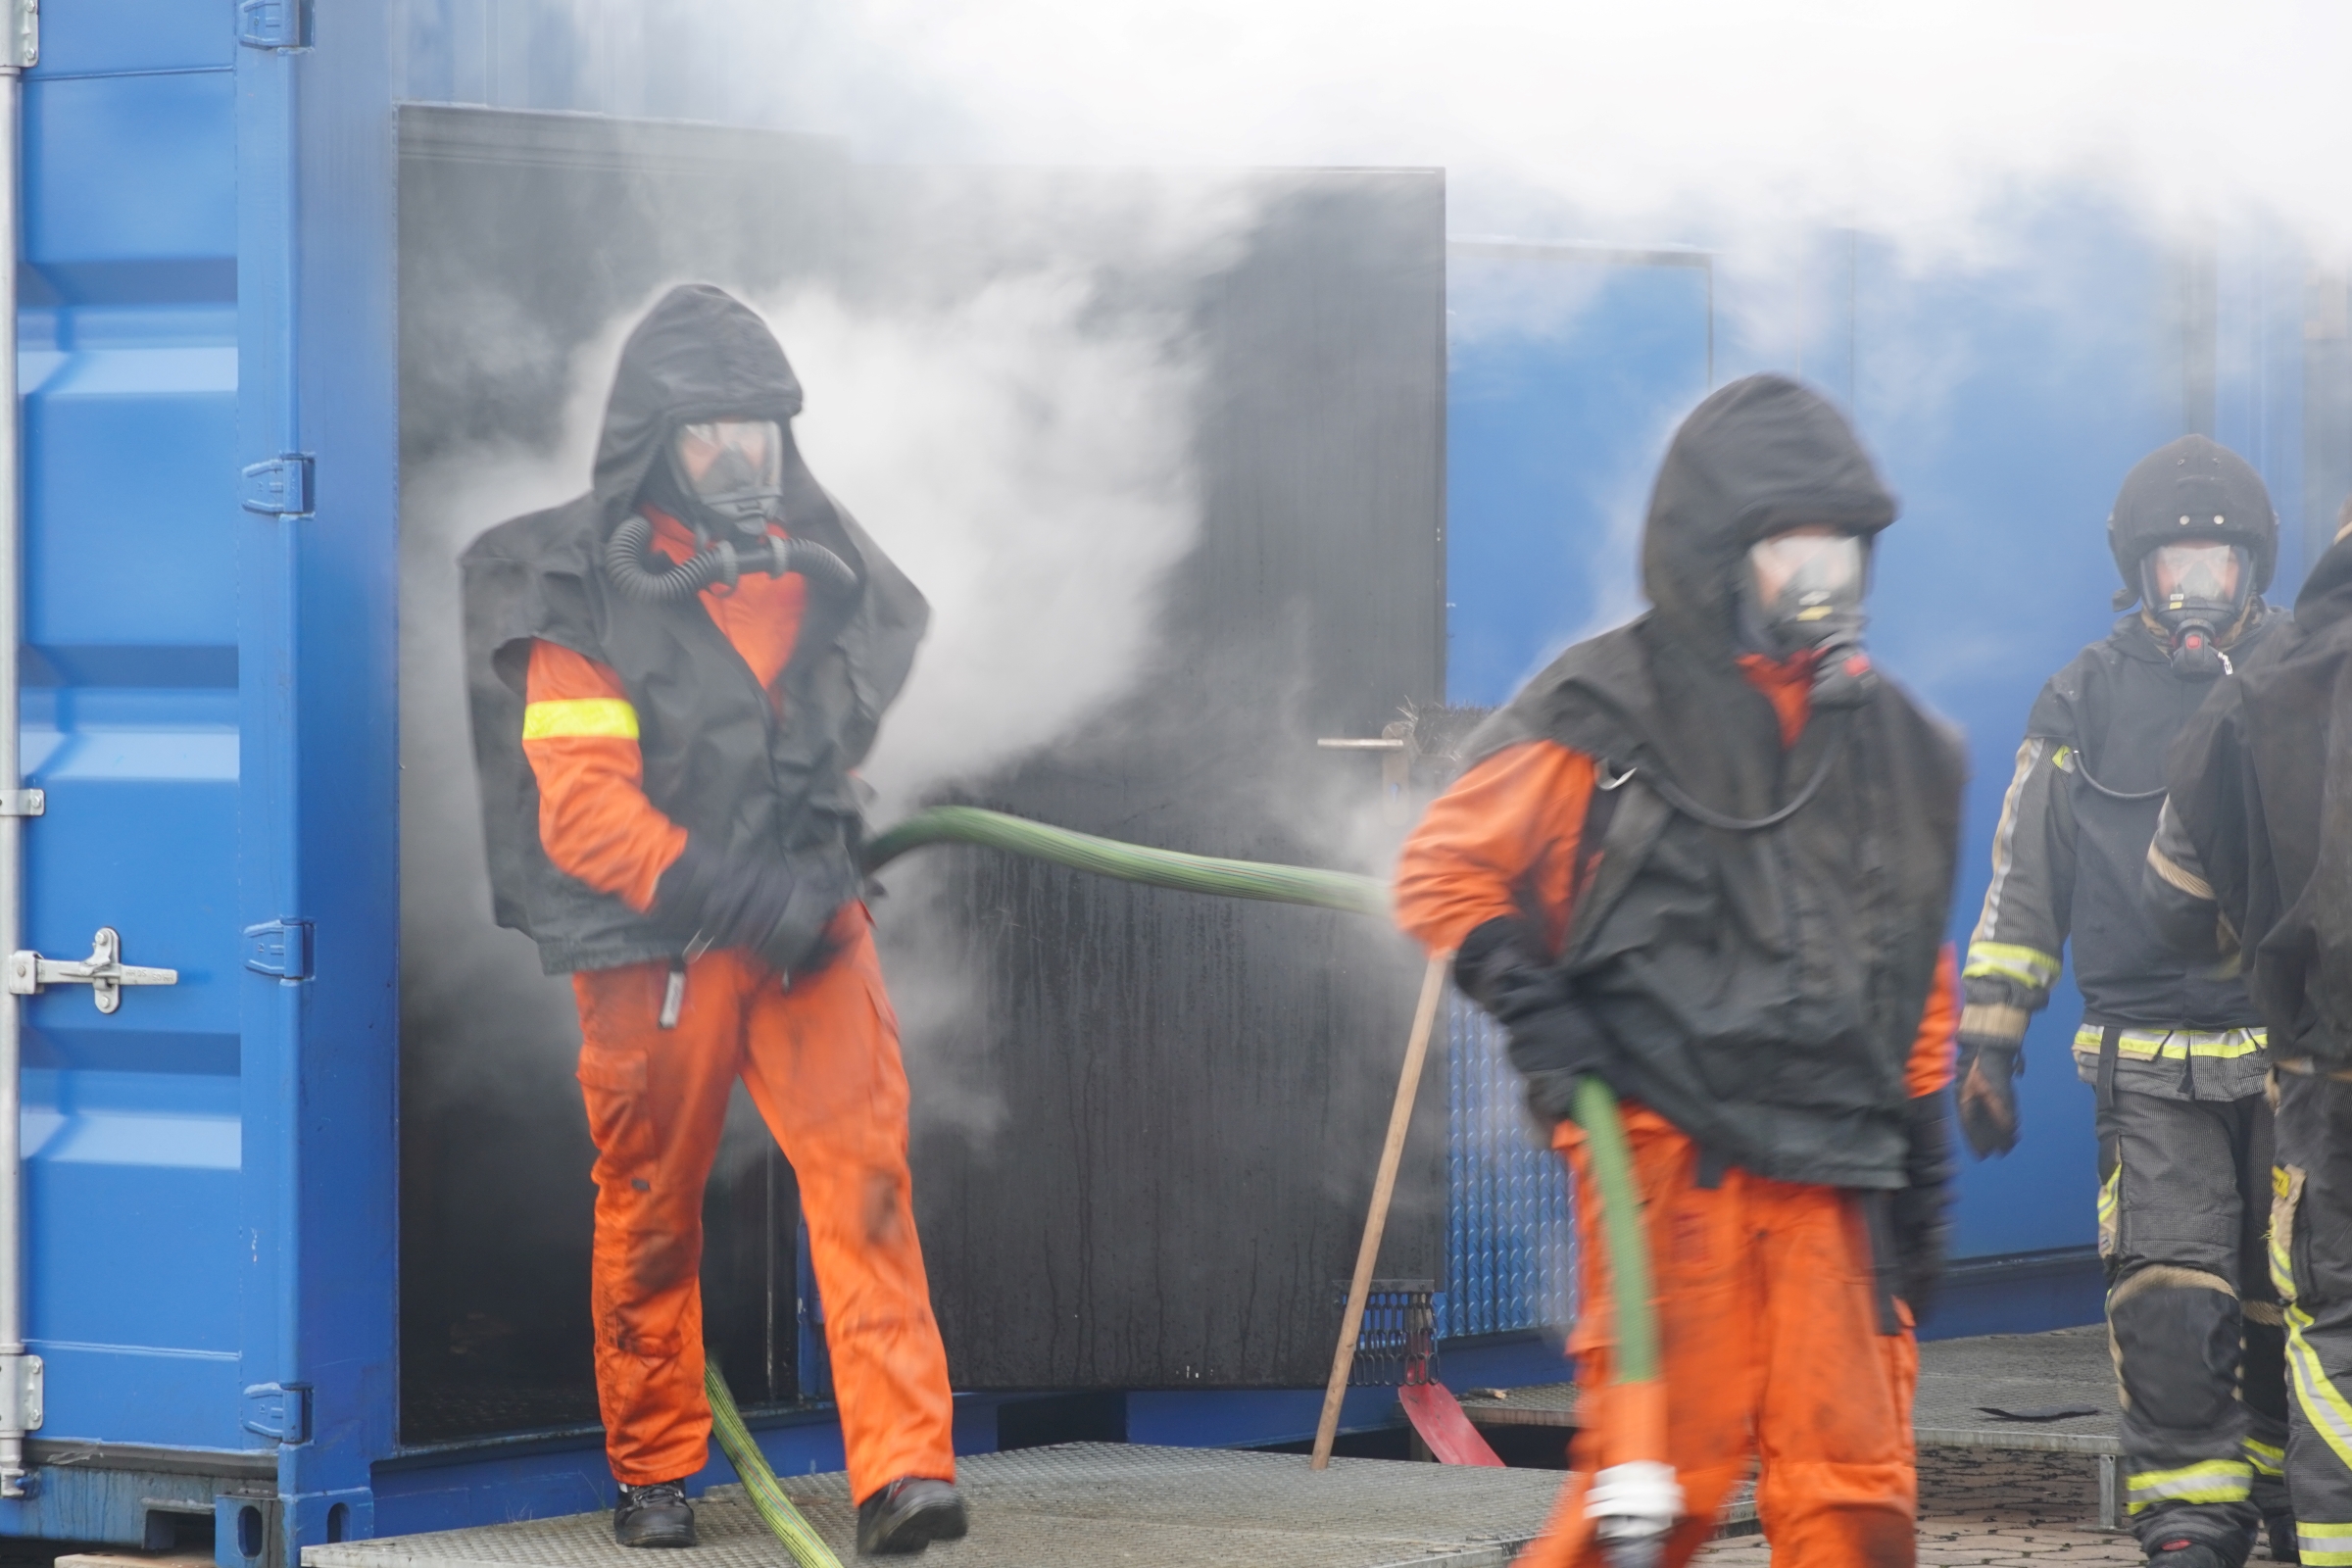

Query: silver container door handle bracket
[6,927,178,1013]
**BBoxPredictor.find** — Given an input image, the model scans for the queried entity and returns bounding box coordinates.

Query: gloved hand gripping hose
[705,1361,845,1568]
[1572,1075,1681,1568]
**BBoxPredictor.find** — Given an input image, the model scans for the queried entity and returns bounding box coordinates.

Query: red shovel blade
[1399,1381,1506,1466]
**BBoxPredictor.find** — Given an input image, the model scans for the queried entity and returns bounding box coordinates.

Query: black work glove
[1953,1033,2022,1158]
[655,838,859,984]
[1454,916,1615,1126]
[1892,1087,1957,1318]
[755,848,863,983]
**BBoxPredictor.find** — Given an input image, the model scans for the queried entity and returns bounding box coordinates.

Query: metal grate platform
[1914,1325,2117,1456]
[305,1445,1566,1568]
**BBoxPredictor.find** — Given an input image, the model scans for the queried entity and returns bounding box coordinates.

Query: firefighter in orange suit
[461,285,962,1556]
[1396,375,1964,1567]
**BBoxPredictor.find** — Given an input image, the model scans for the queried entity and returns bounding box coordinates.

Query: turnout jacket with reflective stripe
[1963,612,2280,1101]
[2149,534,2352,1067]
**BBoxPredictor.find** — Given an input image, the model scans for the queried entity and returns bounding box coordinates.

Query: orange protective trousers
[571,921,956,1500]
[1521,1107,1919,1568]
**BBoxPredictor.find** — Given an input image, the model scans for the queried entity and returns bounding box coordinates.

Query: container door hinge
[5,0,37,71]
[242,919,312,982]
[0,1353,44,1438]
[241,1382,309,1445]
[0,790,42,817]
[240,455,314,515]
[8,928,178,1014]
[235,0,308,50]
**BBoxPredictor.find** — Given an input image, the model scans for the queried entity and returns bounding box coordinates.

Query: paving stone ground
[1691,1448,2289,1566]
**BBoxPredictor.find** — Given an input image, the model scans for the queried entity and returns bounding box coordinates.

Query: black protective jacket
[2149,535,2352,1065]
[1466,375,1967,1189]
[1962,612,2281,1101]
[461,285,929,974]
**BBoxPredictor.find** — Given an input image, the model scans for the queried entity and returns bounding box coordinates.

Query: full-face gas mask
[2140,539,2251,680]
[662,418,786,543]
[607,416,858,606]
[1739,529,1877,709]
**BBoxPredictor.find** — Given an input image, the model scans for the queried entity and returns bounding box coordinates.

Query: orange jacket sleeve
[1905,944,1960,1098]
[520,639,689,913]
[1392,740,1596,957]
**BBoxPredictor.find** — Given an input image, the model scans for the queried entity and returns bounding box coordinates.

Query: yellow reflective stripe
[2071,1024,2267,1061]
[1965,942,2061,988]
[2242,1436,2284,1476]
[2287,1302,2352,1472]
[2274,1164,2305,1304]
[2301,1522,2352,1565]
[2125,1458,2251,1509]
[2097,1161,2120,1256]
[522,698,640,741]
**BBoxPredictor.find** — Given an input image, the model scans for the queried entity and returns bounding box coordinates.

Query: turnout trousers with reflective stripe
[571,924,956,1500]
[2097,1087,2287,1559]
[1519,1106,1918,1568]
[2272,1069,2352,1565]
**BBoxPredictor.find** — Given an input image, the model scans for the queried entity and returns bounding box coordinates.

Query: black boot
[2267,1516,2301,1563]
[614,1480,697,1548]
[856,1477,967,1556]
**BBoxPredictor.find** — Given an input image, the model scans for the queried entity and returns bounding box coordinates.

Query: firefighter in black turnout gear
[2148,499,2352,1568]
[1961,437,2292,1566]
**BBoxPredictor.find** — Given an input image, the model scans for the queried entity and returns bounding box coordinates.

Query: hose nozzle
[1590,1459,1682,1568]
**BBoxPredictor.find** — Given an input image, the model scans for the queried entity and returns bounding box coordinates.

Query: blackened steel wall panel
[397,106,1446,1411]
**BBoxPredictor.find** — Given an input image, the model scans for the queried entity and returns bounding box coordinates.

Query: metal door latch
[8,928,177,1013]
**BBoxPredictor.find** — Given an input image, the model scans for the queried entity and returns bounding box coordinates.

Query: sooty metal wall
[397,105,1446,1433]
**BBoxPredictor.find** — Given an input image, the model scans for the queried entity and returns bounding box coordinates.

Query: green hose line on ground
[860,805,1390,918]
[1572,1075,1658,1385]
[705,1361,844,1568]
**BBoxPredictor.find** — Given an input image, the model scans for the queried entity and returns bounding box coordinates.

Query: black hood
[1642,373,1898,660]
[591,282,827,533]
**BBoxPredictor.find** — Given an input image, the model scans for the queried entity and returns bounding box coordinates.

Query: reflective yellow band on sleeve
[2243,1435,2284,1476]
[2299,1522,2352,1565]
[522,698,641,741]
[1963,943,2061,989]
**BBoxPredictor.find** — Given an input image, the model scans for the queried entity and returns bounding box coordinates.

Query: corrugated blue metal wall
[17,0,246,1451]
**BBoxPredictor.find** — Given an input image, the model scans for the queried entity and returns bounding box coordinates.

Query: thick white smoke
[759,277,1203,815]
[686,1,2352,259]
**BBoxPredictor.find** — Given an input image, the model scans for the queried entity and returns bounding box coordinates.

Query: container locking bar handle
[7,927,179,1014]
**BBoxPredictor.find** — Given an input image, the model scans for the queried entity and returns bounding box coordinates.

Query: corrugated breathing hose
[703,805,1667,1565]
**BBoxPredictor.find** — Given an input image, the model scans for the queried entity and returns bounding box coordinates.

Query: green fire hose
[705,806,1660,1567]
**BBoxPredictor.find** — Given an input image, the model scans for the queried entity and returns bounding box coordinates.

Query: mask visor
[674,419,785,532]
[2143,541,2247,617]
[1749,531,1866,628]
